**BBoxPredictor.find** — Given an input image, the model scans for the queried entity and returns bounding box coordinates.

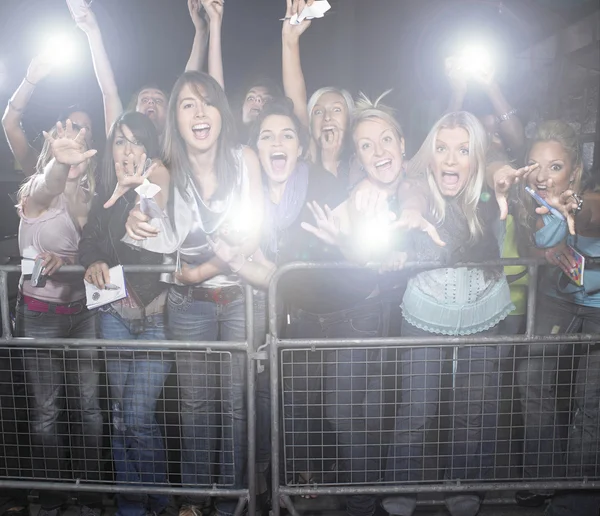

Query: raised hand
[282,0,314,40]
[391,208,446,247]
[200,0,224,26]
[104,154,157,209]
[43,120,97,167]
[26,54,54,85]
[72,2,99,34]
[188,0,208,30]
[493,163,539,220]
[301,202,344,247]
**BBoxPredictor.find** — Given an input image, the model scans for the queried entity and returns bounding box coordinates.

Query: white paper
[85,265,127,309]
[21,246,38,275]
[136,179,165,220]
[290,0,331,25]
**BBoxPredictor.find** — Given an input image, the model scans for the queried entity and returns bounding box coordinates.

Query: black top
[79,187,165,307]
[269,165,377,314]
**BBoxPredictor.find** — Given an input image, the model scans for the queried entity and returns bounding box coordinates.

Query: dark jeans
[167,286,247,516]
[385,319,504,484]
[100,311,171,516]
[517,294,600,480]
[286,301,384,516]
[15,298,102,509]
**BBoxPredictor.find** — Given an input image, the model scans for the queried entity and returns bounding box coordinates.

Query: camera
[30,257,47,288]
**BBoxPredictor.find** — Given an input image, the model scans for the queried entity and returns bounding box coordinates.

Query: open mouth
[441,170,460,186]
[535,185,548,198]
[146,108,156,118]
[375,159,392,173]
[270,151,288,173]
[192,123,211,140]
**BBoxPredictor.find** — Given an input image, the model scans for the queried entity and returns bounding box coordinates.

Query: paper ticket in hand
[289,0,331,25]
[85,265,127,309]
[135,179,164,220]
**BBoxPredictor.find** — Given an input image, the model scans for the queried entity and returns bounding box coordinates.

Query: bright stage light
[458,45,492,75]
[39,32,78,68]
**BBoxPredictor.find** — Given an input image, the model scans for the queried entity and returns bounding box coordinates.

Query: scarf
[263,161,310,256]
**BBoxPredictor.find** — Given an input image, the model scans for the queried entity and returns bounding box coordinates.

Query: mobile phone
[66,0,88,18]
[30,258,47,288]
[524,186,565,220]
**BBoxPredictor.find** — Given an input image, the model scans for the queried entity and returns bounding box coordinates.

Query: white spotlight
[459,45,492,75]
[40,32,78,68]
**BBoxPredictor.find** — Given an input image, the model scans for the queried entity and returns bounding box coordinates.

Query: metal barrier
[268,260,600,515]
[0,264,257,516]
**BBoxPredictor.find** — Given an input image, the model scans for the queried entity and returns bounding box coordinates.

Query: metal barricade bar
[268,260,600,516]
[0,264,257,511]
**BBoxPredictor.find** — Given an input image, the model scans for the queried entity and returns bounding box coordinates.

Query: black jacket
[79,188,165,307]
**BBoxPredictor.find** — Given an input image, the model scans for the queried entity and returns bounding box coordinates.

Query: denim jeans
[100,311,172,516]
[14,297,102,509]
[385,319,503,485]
[167,286,247,516]
[286,301,383,516]
[517,294,600,480]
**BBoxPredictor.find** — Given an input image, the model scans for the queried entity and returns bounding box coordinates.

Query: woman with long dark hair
[79,111,171,516]
[123,71,262,516]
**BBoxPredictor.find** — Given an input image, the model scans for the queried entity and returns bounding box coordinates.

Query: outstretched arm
[201,0,224,89]
[281,0,313,128]
[2,55,53,177]
[185,0,210,72]
[74,3,123,135]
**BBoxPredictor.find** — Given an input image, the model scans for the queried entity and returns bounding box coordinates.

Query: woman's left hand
[301,201,345,247]
[175,263,202,285]
[535,180,580,236]
[104,154,157,209]
[543,242,578,276]
[492,163,539,219]
[200,0,224,26]
[207,236,239,263]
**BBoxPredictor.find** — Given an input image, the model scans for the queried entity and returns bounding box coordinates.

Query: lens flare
[40,32,78,68]
[459,45,491,75]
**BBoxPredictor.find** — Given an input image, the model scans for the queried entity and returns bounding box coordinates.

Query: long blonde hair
[17,126,96,206]
[407,111,488,241]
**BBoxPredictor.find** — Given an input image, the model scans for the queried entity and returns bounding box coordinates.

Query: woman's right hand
[492,163,539,219]
[125,205,160,241]
[25,54,54,85]
[200,0,224,27]
[445,56,468,95]
[188,0,209,30]
[84,261,110,290]
[392,208,446,247]
[43,120,97,166]
[282,0,314,41]
[104,153,156,209]
[73,3,100,34]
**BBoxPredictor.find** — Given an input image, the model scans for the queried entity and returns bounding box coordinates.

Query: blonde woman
[15,121,102,516]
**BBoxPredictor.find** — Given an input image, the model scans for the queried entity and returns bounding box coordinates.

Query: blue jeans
[385,319,503,484]
[100,311,172,516]
[15,297,102,509]
[286,301,383,516]
[167,286,247,516]
[518,294,600,480]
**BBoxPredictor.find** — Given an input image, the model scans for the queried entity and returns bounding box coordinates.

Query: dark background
[0,0,597,239]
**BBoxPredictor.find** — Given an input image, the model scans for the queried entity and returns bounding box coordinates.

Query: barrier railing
[267,260,600,515]
[0,264,257,516]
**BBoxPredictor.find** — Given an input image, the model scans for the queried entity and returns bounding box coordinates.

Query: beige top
[18,194,86,303]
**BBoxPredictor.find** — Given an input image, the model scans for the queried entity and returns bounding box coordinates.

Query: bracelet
[7,99,24,113]
[23,77,37,87]
[230,255,246,274]
[496,109,517,124]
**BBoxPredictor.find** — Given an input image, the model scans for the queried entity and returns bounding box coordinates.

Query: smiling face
[354,117,405,186]
[136,88,168,133]
[431,126,472,197]
[257,114,303,184]
[310,91,349,145]
[526,140,575,199]
[176,82,223,154]
[242,86,273,125]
